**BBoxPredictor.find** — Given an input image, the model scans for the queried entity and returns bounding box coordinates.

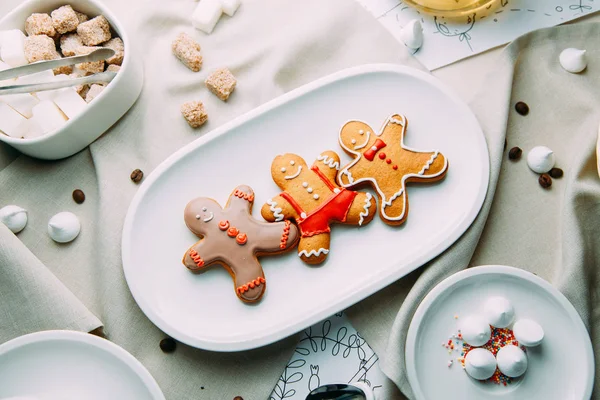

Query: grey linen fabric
[0,1,423,399]
[346,23,600,399]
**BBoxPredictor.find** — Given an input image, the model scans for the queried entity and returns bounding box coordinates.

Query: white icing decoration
[418,151,438,175]
[354,129,371,150]
[302,182,308,188]
[317,154,340,170]
[313,194,319,200]
[307,188,313,193]
[284,165,302,180]
[333,188,340,193]
[290,160,295,165]
[195,214,201,220]
[370,145,377,151]
[359,130,364,135]
[351,139,356,144]
[266,199,284,222]
[298,248,330,257]
[358,193,373,226]
[389,117,405,126]
[300,212,307,219]
[337,114,447,222]
[203,212,214,222]
[280,167,286,172]
[202,207,207,211]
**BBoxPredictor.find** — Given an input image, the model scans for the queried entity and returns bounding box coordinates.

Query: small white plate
[405,265,595,400]
[122,64,489,351]
[0,330,165,400]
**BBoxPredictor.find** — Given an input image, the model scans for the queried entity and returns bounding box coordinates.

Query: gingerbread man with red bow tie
[337,114,449,226]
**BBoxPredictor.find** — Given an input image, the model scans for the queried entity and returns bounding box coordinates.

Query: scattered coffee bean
[201,387,205,390]
[549,167,563,178]
[508,146,522,160]
[72,189,85,204]
[504,138,507,151]
[515,101,529,116]
[539,173,552,188]
[159,337,177,353]
[130,169,144,183]
[233,397,244,400]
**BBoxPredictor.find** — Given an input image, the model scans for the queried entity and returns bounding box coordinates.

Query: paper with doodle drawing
[356,0,599,70]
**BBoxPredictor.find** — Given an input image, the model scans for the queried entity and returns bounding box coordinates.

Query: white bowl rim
[0,0,132,145]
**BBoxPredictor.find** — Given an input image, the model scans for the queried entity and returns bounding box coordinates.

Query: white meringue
[48,212,81,243]
[399,19,424,50]
[527,146,555,174]
[459,315,491,346]
[464,348,497,380]
[0,205,28,233]
[513,319,544,347]
[496,345,528,378]
[483,296,515,328]
[559,48,587,74]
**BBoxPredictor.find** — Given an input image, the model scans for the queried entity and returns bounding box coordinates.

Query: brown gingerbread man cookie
[337,114,448,226]
[261,151,376,265]
[182,185,299,303]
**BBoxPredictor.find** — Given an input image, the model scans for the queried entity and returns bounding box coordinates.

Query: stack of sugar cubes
[0,5,124,140]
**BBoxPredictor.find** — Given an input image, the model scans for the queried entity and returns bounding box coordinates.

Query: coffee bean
[504,138,507,151]
[539,173,552,188]
[515,101,529,116]
[508,146,522,160]
[549,167,563,178]
[233,397,244,400]
[130,169,144,183]
[159,337,176,353]
[72,189,85,204]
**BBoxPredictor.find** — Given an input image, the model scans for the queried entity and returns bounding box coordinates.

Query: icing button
[300,212,307,219]
[218,220,229,230]
[393,165,398,170]
[370,145,377,151]
[195,214,201,220]
[313,194,319,200]
[386,158,392,164]
[236,233,247,245]
[307,188,313,193]
[378,152,386,160]
[227,227,239,237]
[302,182,308,188]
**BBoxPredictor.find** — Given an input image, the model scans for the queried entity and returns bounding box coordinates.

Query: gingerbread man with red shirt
[182,185,299,303]
[261,151,376,265]
[337,114,449,226]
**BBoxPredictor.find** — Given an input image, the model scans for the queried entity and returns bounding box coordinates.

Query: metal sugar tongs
[0,48,116,95]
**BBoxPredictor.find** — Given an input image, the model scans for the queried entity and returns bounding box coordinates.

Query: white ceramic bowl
[0,0,143,160]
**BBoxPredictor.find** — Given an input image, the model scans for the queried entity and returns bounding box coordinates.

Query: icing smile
[284,165,302,180]
[203,212,214,222]
[353,130,370,150]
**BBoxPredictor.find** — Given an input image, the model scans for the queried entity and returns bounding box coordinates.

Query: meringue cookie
[513,319,544,347]
[48,212,80,243]
[483,296,515,328]
[496,345,528,378]
[464,348,497,380]
[559,48,587,74]
[399,19,424,50]
[459,315,491,346]
[527,146,555,174]
[0,205,28,233]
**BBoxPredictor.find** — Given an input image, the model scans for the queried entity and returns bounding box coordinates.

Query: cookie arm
[253,220,299,253]
[313,151,341,182]
[182,238,221,272]
[226,184,255,213]
[380,114,408,146]
[261,194,298,222]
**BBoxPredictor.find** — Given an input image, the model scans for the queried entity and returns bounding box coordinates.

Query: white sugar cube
[21,118,45,139]
[220,0,241,16]
[0,93,39,118]
[192,0,223,34]
[53,88,86,119]
[0,101,29,138]
[31,100,67,134]
[0,60,16,86]
[0,30,27,67]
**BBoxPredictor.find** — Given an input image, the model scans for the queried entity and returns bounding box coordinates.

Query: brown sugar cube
[205,68,237,101]
[106,64,121,73]
[74,46,105,74]
[172,33,202,72]
[77,15,111,46]
[53,65,73,75]
[25,13,57,37]
[24,35,60,64]
[60,33,83,57]
[51,5,80,34]
[85,84,105,103]
[181,101,208,128]
[102,37,124,65]
[75,11,89,24]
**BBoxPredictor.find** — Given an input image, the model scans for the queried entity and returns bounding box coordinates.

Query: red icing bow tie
[363,139,387,161]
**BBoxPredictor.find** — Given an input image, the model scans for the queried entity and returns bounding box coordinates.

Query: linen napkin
[346,22,600,399]
[0,1,423,398]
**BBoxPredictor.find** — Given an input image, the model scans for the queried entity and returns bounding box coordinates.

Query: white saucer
[405,265,594,400]
[0,331,165,400]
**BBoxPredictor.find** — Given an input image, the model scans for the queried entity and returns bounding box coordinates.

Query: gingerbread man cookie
[261,151,376,265]
[182,185,299,303]
[337,114,448,226]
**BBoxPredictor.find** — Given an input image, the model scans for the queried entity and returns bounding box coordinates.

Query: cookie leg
[378,185,409,226]
[343,192,376,227]
[298,233,331,265]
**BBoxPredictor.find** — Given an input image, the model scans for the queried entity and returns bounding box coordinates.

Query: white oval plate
[122,64,489,351]
[405,265,594,400]
[0,330,165,400]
